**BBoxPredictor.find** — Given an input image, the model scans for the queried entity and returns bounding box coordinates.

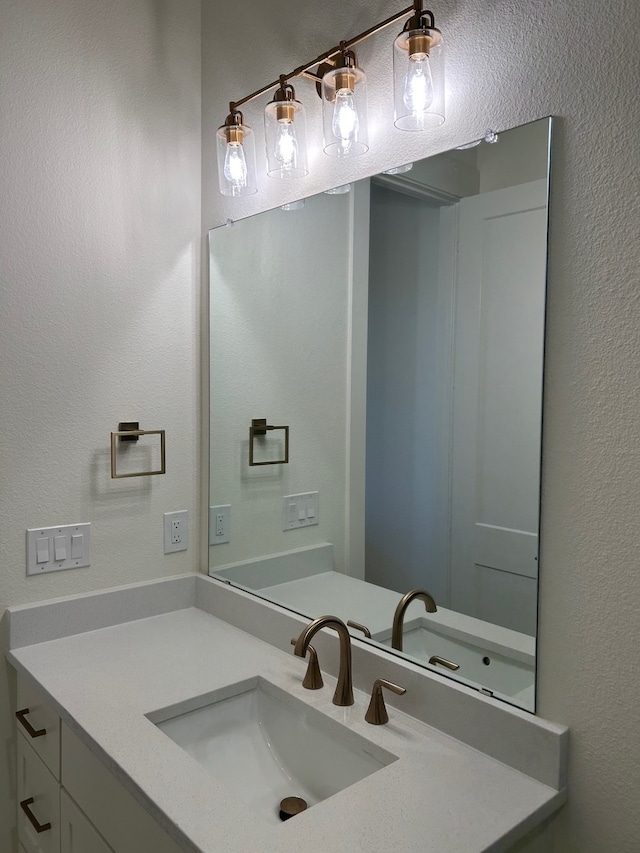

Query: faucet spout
[391,589,437,651]
[294,615,354,706]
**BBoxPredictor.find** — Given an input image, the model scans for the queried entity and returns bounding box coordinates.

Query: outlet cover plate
[164,511,188,554]
[209,505,230,545]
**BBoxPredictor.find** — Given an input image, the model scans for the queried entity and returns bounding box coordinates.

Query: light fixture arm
[228,2,430,112]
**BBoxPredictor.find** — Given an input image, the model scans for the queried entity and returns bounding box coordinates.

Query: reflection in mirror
[209,117,551,712]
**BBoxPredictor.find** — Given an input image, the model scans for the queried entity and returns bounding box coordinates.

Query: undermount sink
[372,617,535,704]
[150,677,397,825]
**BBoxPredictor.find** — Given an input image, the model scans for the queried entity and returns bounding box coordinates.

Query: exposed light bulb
[274,120,298,171]
[332,89,359,149]
[403,55,434,115]
[223,142,248,189]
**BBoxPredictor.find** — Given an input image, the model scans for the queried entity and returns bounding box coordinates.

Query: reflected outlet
[210,505,230,545]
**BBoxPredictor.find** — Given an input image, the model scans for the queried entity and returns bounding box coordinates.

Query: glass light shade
[264,97,308,179]
[393,27,445,131]
[216,122,258,197]
[383,162,414,175]
[321,66,369,157]
[324,183,352,195]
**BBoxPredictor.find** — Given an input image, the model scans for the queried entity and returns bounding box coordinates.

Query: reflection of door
[364,183,454,603]
[450,179,547,634]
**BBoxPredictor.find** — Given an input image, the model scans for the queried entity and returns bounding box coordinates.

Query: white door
[450,179,547,633]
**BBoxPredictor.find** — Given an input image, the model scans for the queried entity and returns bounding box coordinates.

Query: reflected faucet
[391,589,437,651]
[293,615,354,706]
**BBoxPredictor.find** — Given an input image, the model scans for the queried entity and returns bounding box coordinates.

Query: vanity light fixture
[393,6,444,130]
[321,47,369,157]
[324,183,352,195]
[216,111,258,196]
[383,162,414,174]
[217,0,444,197]
[280,199,306,211]
[265,78,309,179]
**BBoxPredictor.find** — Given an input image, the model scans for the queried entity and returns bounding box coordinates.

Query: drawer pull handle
[20,797,52,833]
[16,708,46,739]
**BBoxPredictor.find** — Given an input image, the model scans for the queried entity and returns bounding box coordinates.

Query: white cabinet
[60,790,114,853]
[17,677,61,777]
[61,723,182,853]
[17,733,60,853]
[15,673,183,853]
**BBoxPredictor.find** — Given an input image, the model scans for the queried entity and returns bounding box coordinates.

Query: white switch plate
[209,505,230,545]
[26,523,91,575]
[283,492,319,530]
[164,511,188,554]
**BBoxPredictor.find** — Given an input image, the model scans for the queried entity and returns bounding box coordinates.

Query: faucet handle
[365,678,407,725]
[290,638,324,690]
[347,620,372,638]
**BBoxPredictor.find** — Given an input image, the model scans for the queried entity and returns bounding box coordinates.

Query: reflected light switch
[283,492,319,530]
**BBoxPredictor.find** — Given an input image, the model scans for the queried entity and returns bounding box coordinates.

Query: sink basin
[150,677,396,825]
[372,617,535,704]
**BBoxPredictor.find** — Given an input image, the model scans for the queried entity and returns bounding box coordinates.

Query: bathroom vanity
[8,574,567,853]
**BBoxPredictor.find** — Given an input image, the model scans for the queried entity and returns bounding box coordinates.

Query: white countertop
[8,601,565,853]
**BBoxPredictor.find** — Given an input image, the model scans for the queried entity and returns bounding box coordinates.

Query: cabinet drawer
[60,789,114,853]
[17,733,60,853]
[61,724,182,853]
[17,675,61,778]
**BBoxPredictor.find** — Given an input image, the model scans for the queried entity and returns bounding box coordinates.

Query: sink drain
[279,796,308,821]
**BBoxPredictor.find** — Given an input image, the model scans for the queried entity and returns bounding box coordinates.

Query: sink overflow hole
[482,656,491,665]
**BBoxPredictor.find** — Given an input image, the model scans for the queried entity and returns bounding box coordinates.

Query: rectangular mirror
[209,117,552,712]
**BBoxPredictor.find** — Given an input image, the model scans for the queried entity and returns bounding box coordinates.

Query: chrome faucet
[293,615,354,706]
[391,589,437,651]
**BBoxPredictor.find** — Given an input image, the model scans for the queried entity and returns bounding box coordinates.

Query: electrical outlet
[209,505,230,545]
[164,511,188,554]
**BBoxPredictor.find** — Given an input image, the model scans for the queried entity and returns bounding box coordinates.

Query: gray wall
[366,186,449,602]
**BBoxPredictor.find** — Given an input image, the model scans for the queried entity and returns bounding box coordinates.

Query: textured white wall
[203,0,640,850]
[0,1,201,849]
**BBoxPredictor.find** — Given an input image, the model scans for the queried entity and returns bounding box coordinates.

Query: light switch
[70,534,83,559]
[54,535,67,561]
[282,492,319,530]
[36,537,50,563]
[27,523,91,575]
